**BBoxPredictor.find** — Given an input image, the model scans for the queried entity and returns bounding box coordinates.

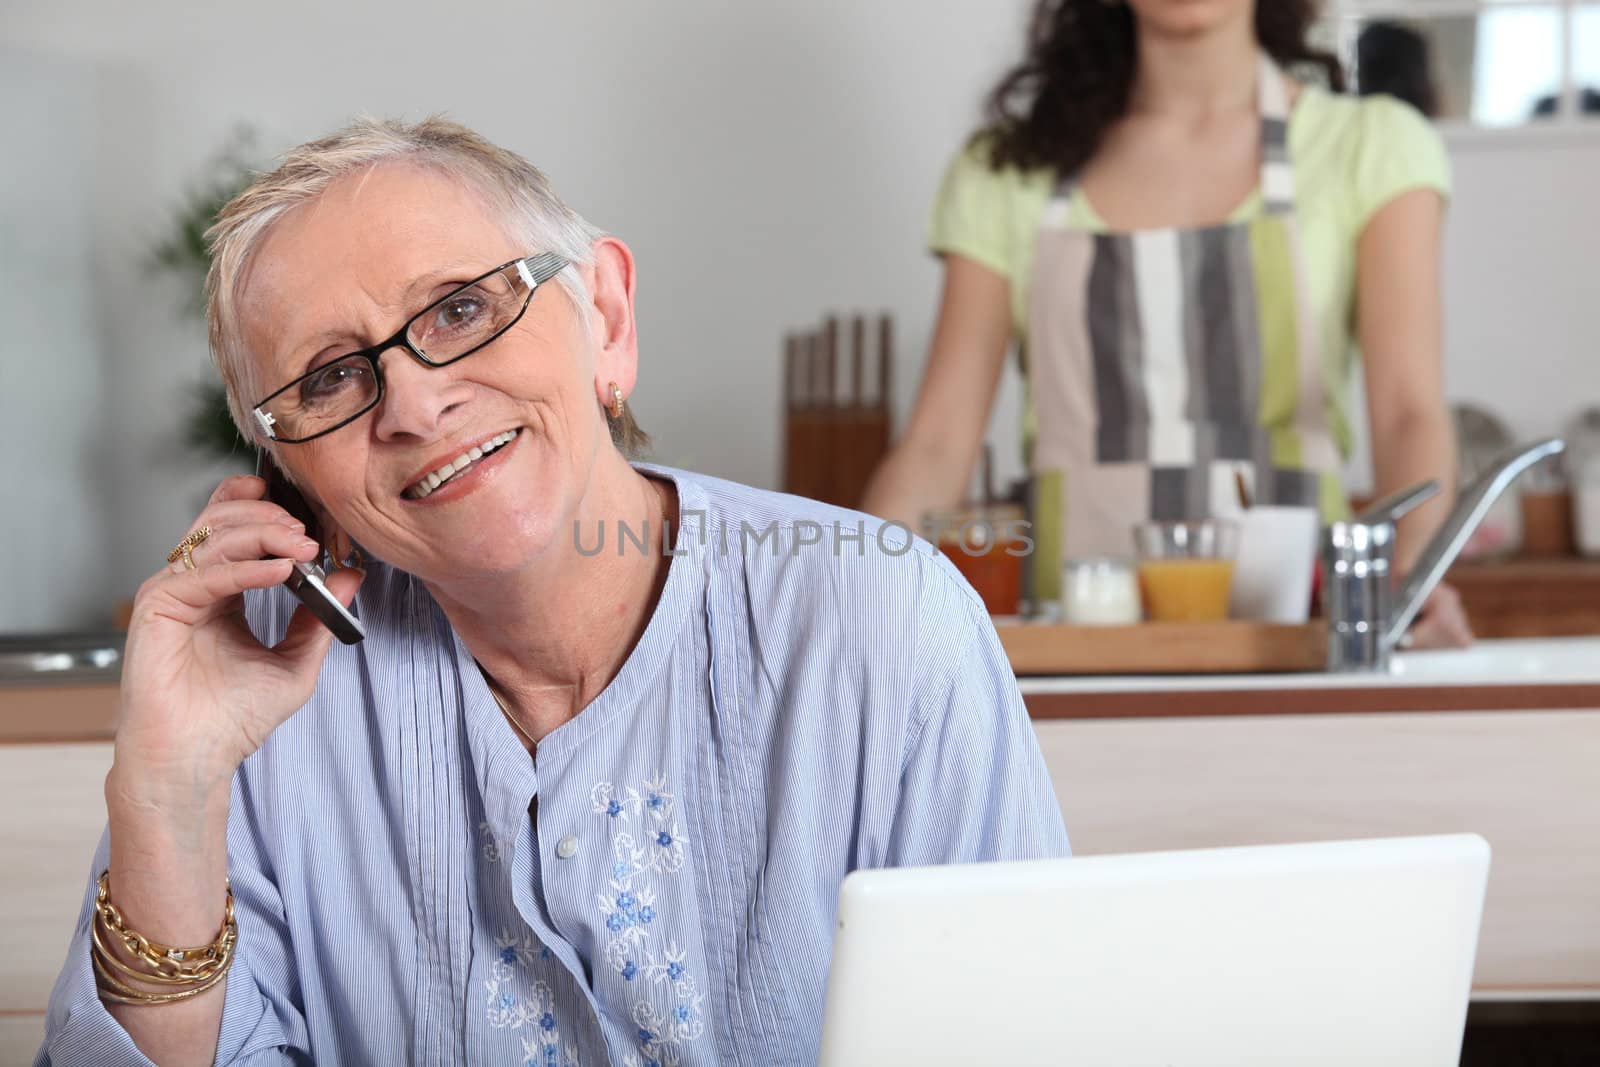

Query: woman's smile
[400,428,524,502]
[399,425,525,504]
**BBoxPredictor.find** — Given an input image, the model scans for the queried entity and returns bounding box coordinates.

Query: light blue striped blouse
[39,466,1070,1066]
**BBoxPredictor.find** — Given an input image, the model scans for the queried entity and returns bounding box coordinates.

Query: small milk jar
[1060,557,1142,625]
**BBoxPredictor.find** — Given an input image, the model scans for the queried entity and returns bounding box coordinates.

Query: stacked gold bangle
[90,870,237,1006]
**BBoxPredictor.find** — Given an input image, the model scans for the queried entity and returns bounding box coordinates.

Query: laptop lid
[819,834,1489,1066]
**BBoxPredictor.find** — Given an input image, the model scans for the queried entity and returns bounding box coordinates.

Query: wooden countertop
[1013,555,1600,719]
[0,683,120,743]
[6,670,1600,743]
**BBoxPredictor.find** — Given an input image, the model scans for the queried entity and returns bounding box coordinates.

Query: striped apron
[1025,54,1342,606]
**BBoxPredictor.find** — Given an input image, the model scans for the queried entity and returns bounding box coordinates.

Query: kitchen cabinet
[1032,709,1600,998]
[1017,646,1600,998]
[0,742,114,1064]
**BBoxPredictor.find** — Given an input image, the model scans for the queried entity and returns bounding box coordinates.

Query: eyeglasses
[250,252,569,444]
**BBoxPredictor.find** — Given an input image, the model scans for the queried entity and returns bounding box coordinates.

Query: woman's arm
[860,254,1014,530]
[1357,186,1471,646]
[1358,186,1453,569]
[39,476,355,1065]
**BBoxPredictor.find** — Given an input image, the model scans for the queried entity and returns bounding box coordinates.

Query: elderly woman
[37,118,1068,1066]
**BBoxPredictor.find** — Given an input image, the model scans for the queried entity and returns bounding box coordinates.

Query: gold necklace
[486,680,539,752]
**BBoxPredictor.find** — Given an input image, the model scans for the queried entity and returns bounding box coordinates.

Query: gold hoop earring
[608,382,624,420]
[331,545,364,572]
[325,531,363,572]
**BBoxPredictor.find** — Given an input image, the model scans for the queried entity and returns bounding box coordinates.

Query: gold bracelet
[93,870,235,982]
[91,919,235,988]
[92,948,230,1005]
[90,869,237,1005]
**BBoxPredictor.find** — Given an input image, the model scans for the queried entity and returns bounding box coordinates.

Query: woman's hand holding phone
[112,474,364,806]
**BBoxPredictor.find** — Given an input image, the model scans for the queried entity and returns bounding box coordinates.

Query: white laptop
[818,834,1489,1067]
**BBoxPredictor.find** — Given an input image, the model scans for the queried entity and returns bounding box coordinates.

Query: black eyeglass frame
[250,251,569,444]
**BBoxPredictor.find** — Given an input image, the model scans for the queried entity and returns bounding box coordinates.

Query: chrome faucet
[1320,437,1565,672]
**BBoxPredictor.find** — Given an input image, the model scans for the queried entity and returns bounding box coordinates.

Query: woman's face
[238,164,636,586]
[1125,0,1253,40]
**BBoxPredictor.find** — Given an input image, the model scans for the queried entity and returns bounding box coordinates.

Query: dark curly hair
[982,0,1345,175]
[1356,21,1438,117]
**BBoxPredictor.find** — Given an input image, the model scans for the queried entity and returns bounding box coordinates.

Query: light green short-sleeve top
[927,87,1450,460]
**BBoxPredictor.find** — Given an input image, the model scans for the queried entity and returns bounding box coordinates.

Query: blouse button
[555,835,579,860]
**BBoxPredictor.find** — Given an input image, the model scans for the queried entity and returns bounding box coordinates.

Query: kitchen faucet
[1320,437,1566,672]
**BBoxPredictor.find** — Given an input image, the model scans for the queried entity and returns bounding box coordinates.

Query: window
[1326,0,1600,126]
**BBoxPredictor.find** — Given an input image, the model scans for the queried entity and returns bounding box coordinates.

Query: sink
[0,632,124,684]
[1389,637,1600,685]
[1015,635,1600,696]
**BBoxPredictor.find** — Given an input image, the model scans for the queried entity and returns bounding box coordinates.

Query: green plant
[151,126,257,459]
[184,380,251,460]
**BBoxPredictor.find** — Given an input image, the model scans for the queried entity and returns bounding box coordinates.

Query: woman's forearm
[1370,406,1457,575]
[101,758,233,1066]
[860,437,974,533]
[860,254,1015,533]
[1354,187,1454,578]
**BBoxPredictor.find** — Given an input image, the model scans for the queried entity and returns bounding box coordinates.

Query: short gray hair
[204,115,649,455]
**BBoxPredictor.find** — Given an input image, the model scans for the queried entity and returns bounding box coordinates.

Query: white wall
[1,0,1596,628]
[0,49,114,630]
[1440,131,1600,444]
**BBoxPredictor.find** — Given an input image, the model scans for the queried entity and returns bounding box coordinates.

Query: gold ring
[167,526,213,571]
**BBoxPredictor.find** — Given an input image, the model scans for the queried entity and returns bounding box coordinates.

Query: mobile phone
[254,451,366,645]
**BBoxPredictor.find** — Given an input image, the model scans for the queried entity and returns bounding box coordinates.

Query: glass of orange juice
[1132,519,1239,622]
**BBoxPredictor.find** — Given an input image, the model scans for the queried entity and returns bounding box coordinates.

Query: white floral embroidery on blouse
[592,774,705,1066]
[475,774,706,1067]
[484,929,580,1066]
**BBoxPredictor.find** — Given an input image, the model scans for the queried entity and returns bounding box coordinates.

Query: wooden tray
[996,619,1328,676]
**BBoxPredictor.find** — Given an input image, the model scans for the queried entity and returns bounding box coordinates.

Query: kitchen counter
[0,632,123,743]
[6,637,1600,742]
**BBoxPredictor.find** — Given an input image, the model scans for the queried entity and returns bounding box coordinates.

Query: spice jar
[1519,455,1575,558]
[924,505,1027,616]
